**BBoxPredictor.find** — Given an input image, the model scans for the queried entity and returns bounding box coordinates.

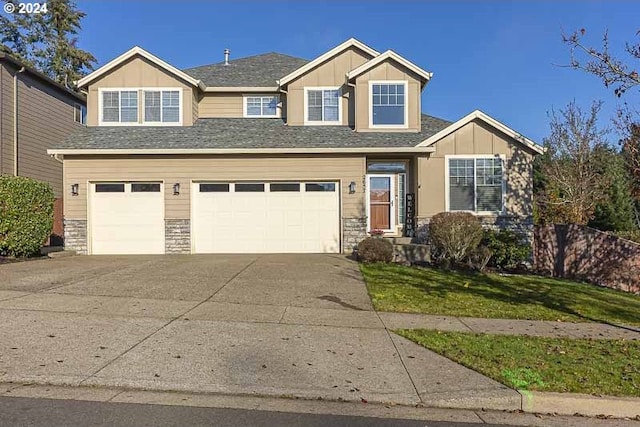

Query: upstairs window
[448,156,504,213]
[370,82,407,127]
[144,90,181,123]
[244,95,279,118]
[305,88,340,124]
[101,90,138,124]
[74,103,86,125]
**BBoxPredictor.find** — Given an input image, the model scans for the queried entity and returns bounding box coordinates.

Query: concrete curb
[519,390,640,418]
[1,380,638,420]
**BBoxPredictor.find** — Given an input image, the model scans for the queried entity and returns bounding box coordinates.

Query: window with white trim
[101,90,138,123]
[74,103,86,125]
[371,82,406,126]
[144,90,180,123]
[305,88,340,123]
[448,157,503,213]
[244,95,279,117]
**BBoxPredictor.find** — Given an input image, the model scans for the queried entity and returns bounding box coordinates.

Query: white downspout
[13,66,25,176]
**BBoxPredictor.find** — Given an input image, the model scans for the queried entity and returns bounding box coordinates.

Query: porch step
[393,243,430,265]
[385,237,413,245]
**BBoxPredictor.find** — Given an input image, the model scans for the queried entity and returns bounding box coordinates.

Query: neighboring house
[0,52,87,245]
[47,38,543,255]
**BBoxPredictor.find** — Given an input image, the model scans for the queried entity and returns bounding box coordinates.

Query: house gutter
[47,146,435,156]
[13,66,25,176]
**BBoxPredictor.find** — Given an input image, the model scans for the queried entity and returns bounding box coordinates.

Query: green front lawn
[361,263,640,325]
[397,330,640,397]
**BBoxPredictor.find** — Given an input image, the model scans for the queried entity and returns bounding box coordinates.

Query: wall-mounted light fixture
[348,181,356,194]
[71,183,79,196]
[173,183,180,195]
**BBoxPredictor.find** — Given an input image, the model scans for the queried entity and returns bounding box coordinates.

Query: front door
[367,175,395,232]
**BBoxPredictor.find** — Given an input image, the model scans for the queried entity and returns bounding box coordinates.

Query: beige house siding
[198,93,244,118]
[86,56,195,126]
[354,60,422,132]
[191,90,199,121]
[63,155,366,220]
[417,120,535,218]
[286,47,373,126]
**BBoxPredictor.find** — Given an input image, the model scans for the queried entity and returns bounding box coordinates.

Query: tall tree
[0,0,95,87]
[563,29,640,223]
[536,101,609,225]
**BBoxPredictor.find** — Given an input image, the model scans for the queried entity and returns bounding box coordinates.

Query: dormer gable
[76,46,204,90]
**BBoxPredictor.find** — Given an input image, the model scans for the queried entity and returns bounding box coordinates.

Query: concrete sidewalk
[379,312,640,339]
[0,293,519,411]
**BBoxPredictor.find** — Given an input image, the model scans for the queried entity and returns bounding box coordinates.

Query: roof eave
[47,146,435,156]
[204,86,279,93]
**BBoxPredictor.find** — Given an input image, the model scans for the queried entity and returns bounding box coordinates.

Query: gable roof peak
[76,45,203,89]
[278,37,379,86]
[347,49,433,83]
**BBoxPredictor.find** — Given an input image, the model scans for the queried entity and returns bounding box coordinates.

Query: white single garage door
[192,181,340,253]
[89,182,165,255]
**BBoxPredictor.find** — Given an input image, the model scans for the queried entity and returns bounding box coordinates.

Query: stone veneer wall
[165,219,191,254]
[64,219,87,254]
[343,217,367,253]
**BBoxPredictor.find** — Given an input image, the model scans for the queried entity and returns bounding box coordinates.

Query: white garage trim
[88,181,165,255]
[190,180,342,254]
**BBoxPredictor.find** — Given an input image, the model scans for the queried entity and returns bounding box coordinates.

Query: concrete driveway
[0,254,516,408]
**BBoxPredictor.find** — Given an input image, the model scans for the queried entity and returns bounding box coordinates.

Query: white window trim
[74,103,86,125]
[242,94,281,118]
[369,80,409,129]
[142,88,184,126]
[444,154,507,216]
[303,87,342,126]
[365,174,396,233]
[98,87,183,126]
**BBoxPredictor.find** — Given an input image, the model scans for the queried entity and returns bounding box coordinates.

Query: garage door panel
[193,182,340,254]
[90,183,165,255]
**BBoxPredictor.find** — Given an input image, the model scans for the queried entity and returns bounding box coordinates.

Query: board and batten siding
[354,60,422,133]
[198,93,244,118]
[86,56,195,126]
[63,155,367,220]
[286,47,373,127]
[417,120,535,218]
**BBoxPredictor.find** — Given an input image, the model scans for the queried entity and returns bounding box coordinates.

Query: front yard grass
[396,330,640,397]
[361,263,640,325]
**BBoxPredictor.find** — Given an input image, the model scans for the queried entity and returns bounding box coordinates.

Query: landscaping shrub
[467,245,493,272]
[482,229,531,270]
[0,175,54,257]
[428,212,483,264]
[614,229,640,244]
[357,237,393,263]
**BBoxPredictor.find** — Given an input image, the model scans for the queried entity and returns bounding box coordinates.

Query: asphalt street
[0,396,512,427]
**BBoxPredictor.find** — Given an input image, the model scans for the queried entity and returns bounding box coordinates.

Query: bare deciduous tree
[538,101,609,224]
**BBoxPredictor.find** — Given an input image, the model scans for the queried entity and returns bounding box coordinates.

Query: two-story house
[48,38,543,255]
[1,51,86,245]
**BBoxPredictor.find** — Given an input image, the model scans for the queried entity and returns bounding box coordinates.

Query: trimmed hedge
[0,175,54,257]
[357,237,393,263]
[429,212,483,263]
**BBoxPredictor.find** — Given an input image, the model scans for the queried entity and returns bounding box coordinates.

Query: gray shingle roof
[183,53,309,87]
[57,115,452,150]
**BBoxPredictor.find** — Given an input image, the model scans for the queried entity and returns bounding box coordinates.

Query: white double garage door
[89,181,340,255]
